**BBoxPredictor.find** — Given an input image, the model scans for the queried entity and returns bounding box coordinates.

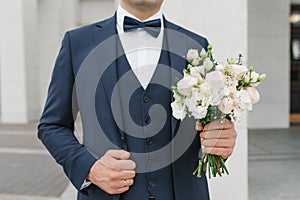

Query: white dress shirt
[116,5,164,89]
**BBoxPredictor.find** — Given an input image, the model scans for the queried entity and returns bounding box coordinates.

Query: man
[38,0,237,199]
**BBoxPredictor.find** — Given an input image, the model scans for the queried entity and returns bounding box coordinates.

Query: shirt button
[143,95,150,103]
[146,138,153,145]
[148,181,156,188]
[144,116,151,124]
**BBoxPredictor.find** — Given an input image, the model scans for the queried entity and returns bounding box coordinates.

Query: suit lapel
[163,17,187,137]
[93,14,126,149]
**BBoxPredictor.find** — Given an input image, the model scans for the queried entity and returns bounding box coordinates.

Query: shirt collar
[117,4,163,33]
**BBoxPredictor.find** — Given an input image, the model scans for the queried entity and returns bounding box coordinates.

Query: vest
[116,40,175,200]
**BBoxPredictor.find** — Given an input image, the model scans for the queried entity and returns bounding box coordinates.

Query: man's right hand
[87,149,136,194]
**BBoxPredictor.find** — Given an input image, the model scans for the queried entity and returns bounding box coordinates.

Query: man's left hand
[196,119,237,159]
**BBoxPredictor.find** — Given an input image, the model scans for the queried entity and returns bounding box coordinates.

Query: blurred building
[0,0,298,128]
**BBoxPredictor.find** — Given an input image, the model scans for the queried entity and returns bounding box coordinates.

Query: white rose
[233,65,248,80]
[206,71,225,89]
[177,76,197,96]
[210,89,222,106]
[186,49,199,61]
[247,87,260,104]
[203,58,214,71]
[233,107,243,120]
[218,97,234,114]
[234,90,252,111]
[191,58,200,66]
[190,66,205,79]
[198,83,211,99]
[192,106,208,119]
[171,102,186,120]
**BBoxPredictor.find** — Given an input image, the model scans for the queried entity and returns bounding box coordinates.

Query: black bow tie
[123,16,161,38]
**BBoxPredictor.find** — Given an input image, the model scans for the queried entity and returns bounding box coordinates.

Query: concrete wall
[248,0,291,128]
[0,0,28,123]
[38,0,78,113]
[24,0,39,121]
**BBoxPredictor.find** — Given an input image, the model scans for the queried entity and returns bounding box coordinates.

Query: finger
[106,186,130,195]
[203,119,233,131]
[201,138,236,148]
[106,149,131,160]
[103,157,136,171]
[200,129,237,139]
[117,178,134,188]
[120,170,136,179]
[203,147,233,159]
[195,121,203,131]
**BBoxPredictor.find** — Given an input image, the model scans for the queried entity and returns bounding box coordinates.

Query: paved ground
[0,123,299,199]
[249,126,300,200]
[0,124,69,200]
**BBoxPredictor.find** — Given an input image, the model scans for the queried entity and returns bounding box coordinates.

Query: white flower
[198,83,211,103]
[250,72,259,82]
[215,64,225,72]
[186,49,199,61]
[171,102,186,120]
[246,87,260,104]
[233,107,243,120]
[191,58,200,66]
[177,76,197,96]
[200,49,207,59]
[218,97,234,114]
[210,89,223,106]
[234,90,252,111]
[203,58,214,71]
[234,65,248,80]
[190,66,205,79]
[192,106,208,119]
[184,89,208,119]
[244,74,250,83]
[206,71,225,89]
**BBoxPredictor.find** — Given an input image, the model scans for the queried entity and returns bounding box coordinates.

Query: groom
[38,0,237,199]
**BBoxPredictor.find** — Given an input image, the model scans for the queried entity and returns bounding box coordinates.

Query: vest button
[144,116,151,124]
[149,195,155,200]
[146,138,153,145]
[148,181,156,188]
[143,95,150,103]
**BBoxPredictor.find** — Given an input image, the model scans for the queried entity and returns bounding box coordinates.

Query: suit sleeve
[38,32,97,194]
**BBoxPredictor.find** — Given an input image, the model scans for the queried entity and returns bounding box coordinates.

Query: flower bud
[227,58,235,65]
[200,49,207,59]
[258,73,266,82]
[207,44,213,51]
[203,58,214,71]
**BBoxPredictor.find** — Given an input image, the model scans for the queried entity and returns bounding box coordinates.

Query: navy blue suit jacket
[38,14,210,200]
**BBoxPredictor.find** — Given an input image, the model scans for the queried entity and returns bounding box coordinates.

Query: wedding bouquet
[171,45,266,178]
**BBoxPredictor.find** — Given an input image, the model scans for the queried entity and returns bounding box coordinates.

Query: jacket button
[148,181,156,188]
[144,116,151,124]
[143,95,150,103]
[146,138,153,145]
